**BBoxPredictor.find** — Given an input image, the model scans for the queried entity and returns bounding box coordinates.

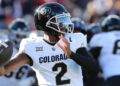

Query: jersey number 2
[52,62,70,85]
[113,40,120,54]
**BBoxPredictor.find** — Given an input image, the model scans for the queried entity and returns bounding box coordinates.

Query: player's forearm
[0,65,12,75]
[4,59,23,74]
[70,48,100,73]
[0,52,30,75]
[0,61,15,75]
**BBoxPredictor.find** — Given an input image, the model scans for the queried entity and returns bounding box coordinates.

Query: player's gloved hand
[57,35,72,57]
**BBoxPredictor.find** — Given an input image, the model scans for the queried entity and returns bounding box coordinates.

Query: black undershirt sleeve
[70,47,100,73]
[89,47,102,72]
[89,47,102,60]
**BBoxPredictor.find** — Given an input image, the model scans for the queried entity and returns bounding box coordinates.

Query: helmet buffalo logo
[40,7,51,15]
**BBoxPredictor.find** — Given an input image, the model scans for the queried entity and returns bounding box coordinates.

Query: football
[0,40,13,67]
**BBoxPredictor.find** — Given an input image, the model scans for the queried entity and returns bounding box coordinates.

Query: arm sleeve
[89,47,102,60]
[19,39,33,66]
[70,47,100,73]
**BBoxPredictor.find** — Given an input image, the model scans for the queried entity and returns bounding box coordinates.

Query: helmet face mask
[46,13,74,35]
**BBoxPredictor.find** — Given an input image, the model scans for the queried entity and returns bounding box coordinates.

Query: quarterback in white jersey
[19,33,86,86]
[0,2,99,86]
[89,15,120,86]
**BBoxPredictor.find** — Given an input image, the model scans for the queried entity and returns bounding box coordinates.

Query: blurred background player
[0,18,38,86]
[87,23,105,86]
[8,18,30,50]
[89,14,120,86]
[71,17,87,34]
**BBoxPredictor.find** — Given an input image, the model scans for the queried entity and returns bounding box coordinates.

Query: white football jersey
[89,31,120,79]
[19,33,87,86]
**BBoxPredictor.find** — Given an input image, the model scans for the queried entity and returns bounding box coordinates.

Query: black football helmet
[87,23,101,35]
[8,18,30,49]
[101,14,120,32]
[71,17,87,34]
[34,2,74,37]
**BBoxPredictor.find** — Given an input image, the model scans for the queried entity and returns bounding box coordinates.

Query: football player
[0,18,38,86]
[0,2,99,86]
[89,14,120,86]
[8,18,31,50]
